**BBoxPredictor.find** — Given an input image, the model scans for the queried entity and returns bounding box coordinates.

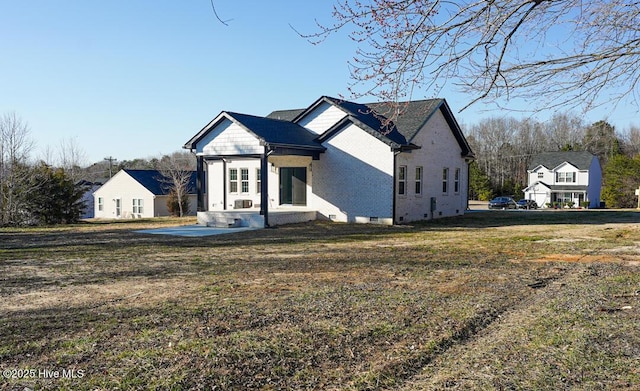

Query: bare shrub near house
[158,152,196,217]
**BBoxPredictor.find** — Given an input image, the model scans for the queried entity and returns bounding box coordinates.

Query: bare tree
[305,1,640,117]
[0,112,35,225]
[544,113,586,151]
[157,151,196,217]
[58,137,88,182]
[621,125,640,157]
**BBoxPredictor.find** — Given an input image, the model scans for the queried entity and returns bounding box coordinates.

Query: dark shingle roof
[529,151,596,170]
[227,112,325,150]
[266,109,305,121]
[322,96,472,157]
[185,96,473,158]
[124,169,197,195]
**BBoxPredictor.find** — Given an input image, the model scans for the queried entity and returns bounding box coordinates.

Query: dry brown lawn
[0,212,639,390]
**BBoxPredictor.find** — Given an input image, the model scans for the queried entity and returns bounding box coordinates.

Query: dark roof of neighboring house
[124,169,197,195]
[529,151,596,170]
[226,112,325,151]
[528,181,588,192]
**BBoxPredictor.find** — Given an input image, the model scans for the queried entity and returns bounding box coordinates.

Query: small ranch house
[184,96,475,227]
[93,169,197,218]
[523,151,602,208]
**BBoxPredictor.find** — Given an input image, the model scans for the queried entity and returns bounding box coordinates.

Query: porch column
[260,147,269,228]
[196,155,205,211]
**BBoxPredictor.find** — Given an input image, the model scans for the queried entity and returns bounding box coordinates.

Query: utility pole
[104,156,117,178]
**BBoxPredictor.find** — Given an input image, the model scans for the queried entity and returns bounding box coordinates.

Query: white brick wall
[395,109,468,222]
[310,123,394,223]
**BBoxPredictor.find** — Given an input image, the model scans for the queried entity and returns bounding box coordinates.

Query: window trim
[132,198,144,214]
[415,166,423,195]
[98,197,104,211]
[240,168,249,193]
[229,168,238,193]
[398,165,407,196]
[442,167,449,194]
[556,171,576,183]
[454,168,460,194]
[256,168,261,194]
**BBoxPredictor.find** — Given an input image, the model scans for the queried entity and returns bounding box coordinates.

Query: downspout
[392,150,399,224]
[260,146,270,228]
[466,159,471,211]
[222,158,227,210]
[196,155,204,212]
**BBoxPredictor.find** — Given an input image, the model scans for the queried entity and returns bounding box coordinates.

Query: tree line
[465,113,640,207]
[0,112,195,226]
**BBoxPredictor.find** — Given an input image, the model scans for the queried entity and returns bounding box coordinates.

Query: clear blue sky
[1,1,638,164]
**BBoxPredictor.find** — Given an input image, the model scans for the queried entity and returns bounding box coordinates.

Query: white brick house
[183,96,474,227]
[523,151,602,208]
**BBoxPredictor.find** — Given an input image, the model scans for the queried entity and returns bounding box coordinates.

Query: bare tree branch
[301,0,640,118]
[210,0,232,26]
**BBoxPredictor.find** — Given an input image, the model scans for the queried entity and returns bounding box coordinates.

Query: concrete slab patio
[134,225,260,237]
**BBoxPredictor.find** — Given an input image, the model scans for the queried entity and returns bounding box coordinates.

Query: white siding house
[93,169,197,218]
[184,96,475,227]
[523,151,602,208]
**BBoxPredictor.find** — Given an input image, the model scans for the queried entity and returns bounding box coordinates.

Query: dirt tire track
[396,264,618,390]
[354,266,572,390]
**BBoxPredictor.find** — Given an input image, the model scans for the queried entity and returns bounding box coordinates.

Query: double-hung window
[132,199,143,214]
[454,168,460,194]
[241,168,249,193]
[229,168,238,193]
[398,166,407,195]
[556,172,576,183]
[415,166,423,195]
[442,168,449,193]
[256,168,261,194]
[98,197,104,211]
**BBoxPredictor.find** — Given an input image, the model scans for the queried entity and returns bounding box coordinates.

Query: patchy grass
[0,210,639,390]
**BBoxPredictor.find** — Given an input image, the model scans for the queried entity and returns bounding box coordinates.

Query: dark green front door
[280,167,307,206]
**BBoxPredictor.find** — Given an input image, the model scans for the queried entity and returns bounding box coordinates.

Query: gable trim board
[185,96,474,226]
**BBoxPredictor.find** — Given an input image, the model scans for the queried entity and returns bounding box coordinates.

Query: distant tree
[601,154,640,208]
[468,161,493,201]
[57,137,88,182]
[620,125,640,157]
[26,163,87,225]
[544,113,586,152]
[0,112,35,226]
[583,121,622,165]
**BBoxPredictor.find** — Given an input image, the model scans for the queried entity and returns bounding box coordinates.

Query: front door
[279,167,307,206]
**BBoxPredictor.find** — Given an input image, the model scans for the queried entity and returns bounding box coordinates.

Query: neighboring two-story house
[183,96,475,227]
[523,151,602,208]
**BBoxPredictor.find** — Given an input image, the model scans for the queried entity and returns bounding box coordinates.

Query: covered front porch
[525,182,588,208]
